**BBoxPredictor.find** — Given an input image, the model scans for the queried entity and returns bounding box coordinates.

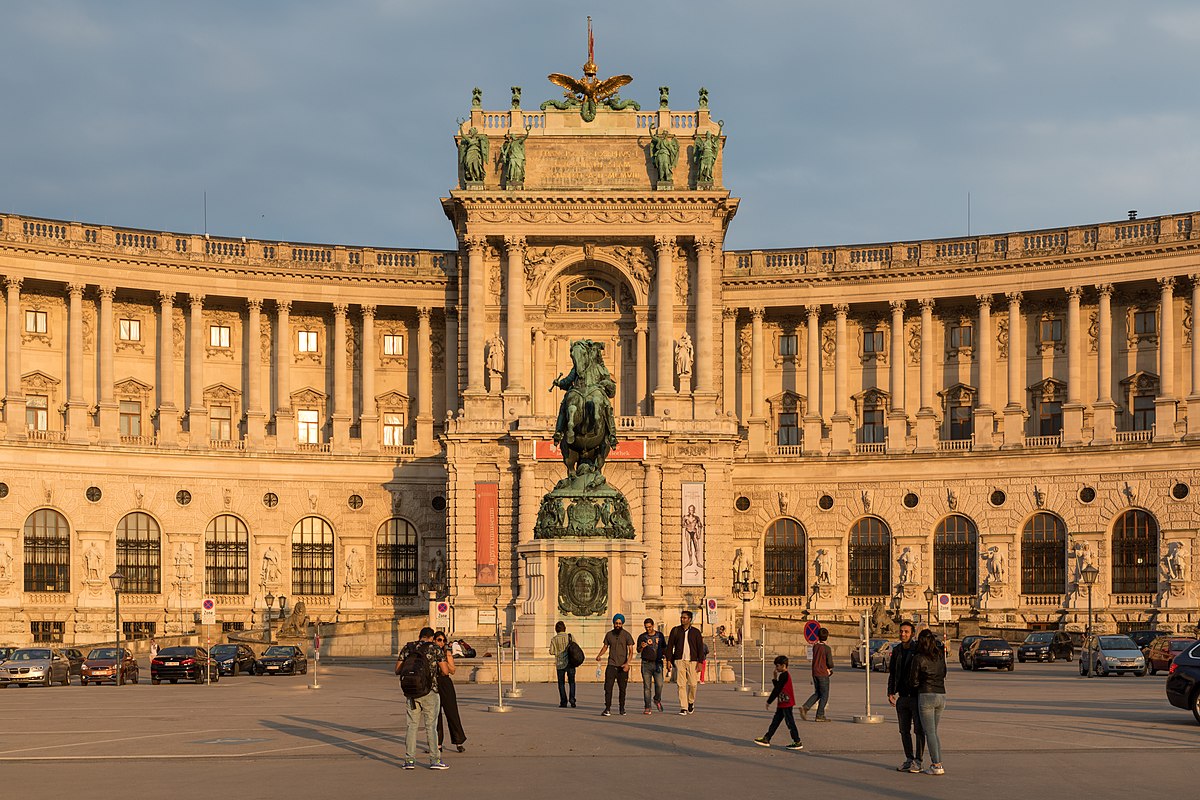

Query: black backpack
[398,642,434,698]
[565,634,586,669]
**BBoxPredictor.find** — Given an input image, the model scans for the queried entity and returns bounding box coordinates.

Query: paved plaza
[1,658,1195,797]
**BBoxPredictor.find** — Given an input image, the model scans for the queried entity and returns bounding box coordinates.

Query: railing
[670,113,697,129]
[617,416,650,430]
[1024,434,1061,448]
[297,442,332,453]
[1022,594,1065,608]
[27,429,65,442]
[376,252,417,268]
[22,221,67,239]
[851,595,887,607]
[381,444,416,457]
[1115,428,1153,443]
[1113,593,1155,606]
[120,434,158,446]
[294,595,334,606]
[766,596,808,607]
[770,444,804,456]
[1115,221,1159,242]
[208,438,246,451]
[292,247,332,264]
[23,592,71,604]
[950,595,974,607]
[855,441,887,454]
[937,436,973,451]
[481,113,510,129]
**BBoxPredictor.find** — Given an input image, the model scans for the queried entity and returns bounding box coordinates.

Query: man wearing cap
[596,613,636,716]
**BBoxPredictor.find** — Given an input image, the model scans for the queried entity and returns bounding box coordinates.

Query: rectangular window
[383,413,406,446]
[1040,318,1063,343]
[777,412,800,446]
[1132,395,1156,432]
[949,324,973,349]
[1039,401,1063,436]
[222,622,246,633]
[122,621,156,640]
[949,405,973,440]
[31,621,65,643]
[297,330,318,353]
[26,394,49,431]
[860,409,885,443]
[209,405,232,441]
[778,334,798,357]
[1134,310,1156,336]
[119,318,141,341]
[862,330,884,354]
[384,334,405,356]
[297,409,320,444]
[24,309,48,334]
[209,325,231,348]
[119,401,142,437]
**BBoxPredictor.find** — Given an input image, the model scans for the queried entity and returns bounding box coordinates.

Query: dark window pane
[934,515,977,596]
[764,518,806,596]
[1112,510,1156,594]
[24,509,71,592]
[116,512,161,594]
[848,517,890,596]
[205,515,250,595]
[1021,512,1066,595]
[376,518,419,596]
[292,517,334,595]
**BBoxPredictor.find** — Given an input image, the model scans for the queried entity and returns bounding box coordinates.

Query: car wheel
[132,672,139,684]
[1150,663,1158,676]
[301,664,308,675]
[1007,663,1015,672]
[1079,661,1086,675]
[1018,656,1025,663]
[1048,652,1056,663]
[61,672,70,686]
[152,679,160,685]
[81,679,88,686]
[1190,690,1200,726]
[1097,662,1107,677]
[170,679,177,684]
[43,673,52,687]
[232,664,239,677]
[961,661,970,671]
[1135,668,1146,677]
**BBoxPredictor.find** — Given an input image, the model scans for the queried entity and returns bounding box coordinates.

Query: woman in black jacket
[908,629,947,775]
[434,631,466,753]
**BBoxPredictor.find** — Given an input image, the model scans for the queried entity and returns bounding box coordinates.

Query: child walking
[754,655,804,750]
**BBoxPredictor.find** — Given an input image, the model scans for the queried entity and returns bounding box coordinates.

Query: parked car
[1165,640,1200,724]
[1148,638,1199,675]
[852,638,889,669]
[254,645,308,675]
[958,636,984,669]
[211,643,257,676]
[0,647,17,664]
[1127,629,1169,656]
[150,646,220,684]
[1079,635,1146,676]
[963,638,1015,671]
[0,648,71,687]
[63,648,86,678]
[1018,631,1074,663]
[870,641,896,672]
[81,647,139,685]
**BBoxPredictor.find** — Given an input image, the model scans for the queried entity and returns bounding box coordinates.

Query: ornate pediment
[938,382,977,409]
[1028,377,1067,404]
[290,386,326,407]
[852,387,890,414]
[767,390,806,417]
[203,382,242,409]
[114,377,152,399]
[1119,370,1159,394]
[20,370,60,393]
[375,390,411,412]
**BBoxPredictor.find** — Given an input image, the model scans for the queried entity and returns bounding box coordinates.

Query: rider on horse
[551,340,618,450]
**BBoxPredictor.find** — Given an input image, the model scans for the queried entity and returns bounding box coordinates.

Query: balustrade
[1021,594,1065,608]
[1024,434,1062,448]
[1115,429,1153,443]
[1113,593,1154,606]
[937,437,973,451]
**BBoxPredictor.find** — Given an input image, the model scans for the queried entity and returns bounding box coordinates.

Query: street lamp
[923,587,936,629]
[265,591,276,644]
[1080,563,1100,678]
[732,567,759,693]
[109,571,125,686]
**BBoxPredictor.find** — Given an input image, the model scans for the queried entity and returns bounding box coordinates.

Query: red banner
[475,482,499,586]
[533,439,645,462]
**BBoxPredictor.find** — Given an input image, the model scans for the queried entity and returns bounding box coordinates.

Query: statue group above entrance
[542,17,638,122]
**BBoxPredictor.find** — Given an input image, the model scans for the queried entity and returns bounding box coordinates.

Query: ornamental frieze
[471,209,712,225]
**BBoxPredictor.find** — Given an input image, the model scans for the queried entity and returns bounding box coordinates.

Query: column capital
[918,297,935,313]
[974,294,992,310]
[418,306,432,321]
[361,303,377,319]
[695,236,717,255]
[1065,286,1083,299]
[833,302,850,316]
[66,282,86,297]
[276,299,292,314]
[889,299,907,315]
[462,234,487,252]
[1188,274,1200,285]
[1004,291,1023,305]
[721,307,738,320]
[653,235,675,253]
[97,285,117,301]
[1159,276,1177,293]
[1095,283,1114,297]
[503,235,527,254]
[157,291,176,306]
[246,297,263,312]
[189,292,205,308]
[635,323,648,334]
[332,302,349,316]
[3,276,23,293]
[749,306,765,320]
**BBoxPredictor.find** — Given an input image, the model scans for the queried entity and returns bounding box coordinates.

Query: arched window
[117,512,161,594]
[934,515,978,596]
[291,517,334,595]
[764,518,806,596]
[1021,513,1066,595]
[377,518,419,596]
[1112,510,1157,594]
[848,517,890,596]
[24,509,70,592]
[205,515,249,595]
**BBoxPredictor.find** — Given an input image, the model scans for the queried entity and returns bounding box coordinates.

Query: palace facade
[1,83,1197,649]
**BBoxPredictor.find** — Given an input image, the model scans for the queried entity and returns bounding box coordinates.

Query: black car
[1165,640,1200,724]
[1127,629,1169,656]
[963,638,1015,671]
[63,648,86,678]
[1018,631,1074,663]
[211,643,257,676]
[150,646,220,684]
[254,645,308,676]
[958,636,983,668]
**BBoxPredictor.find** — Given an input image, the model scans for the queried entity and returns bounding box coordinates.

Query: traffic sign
[936,593,952,623]
[704,598,719,625]
[201,597,216,626]
[803,620,822,644]
[435,601,451,629]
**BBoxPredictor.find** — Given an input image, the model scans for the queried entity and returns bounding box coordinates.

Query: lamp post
[923,587,936,629]
[1080,563,1100,678]
[265,591,276,644]
[731,567,758,692]
[109,571,125,686]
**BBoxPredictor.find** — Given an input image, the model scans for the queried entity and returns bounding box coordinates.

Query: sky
[3,0,1200,252]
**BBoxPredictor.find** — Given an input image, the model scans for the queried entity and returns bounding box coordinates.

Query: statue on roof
[458,127,489,184]
[500,129,529,186]
[693,124,722,186]
[650,128,678,186]
[543,17,634,122]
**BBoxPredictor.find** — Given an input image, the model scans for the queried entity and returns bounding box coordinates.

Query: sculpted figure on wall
[457,127,489,183]
[983,545,1007,584]
[0,541,12,581]
[650,128,678,185]
[345,547,366,589]
[83,542,104,582]
[1163,541,1188,582]
[898,546,920,584]
[486,334,506,377]
[674,331,694,381]
[174,542,195,581]
[261,546,282,587]
[814,548,833,585]
[500,129,528,185]
[693,127,721,185]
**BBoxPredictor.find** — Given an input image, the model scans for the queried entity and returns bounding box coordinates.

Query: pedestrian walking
[396,626,451,771]
[910,629,947,775]
[665,609,705,714]
[799,626,833,721]
[753,655,803,750]
[548,621,577,708]
[596,614,635,716]
[148,638,159,659]
[636,618,667,714]
[887,620,925,773]
[433,631,466,753]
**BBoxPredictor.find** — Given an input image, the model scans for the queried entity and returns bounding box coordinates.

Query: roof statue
[542,17,639,122]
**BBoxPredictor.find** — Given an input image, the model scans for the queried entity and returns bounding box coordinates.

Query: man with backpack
[396,627,451,770]
[549,621,582,708]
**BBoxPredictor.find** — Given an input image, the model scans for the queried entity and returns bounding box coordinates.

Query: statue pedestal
[1160,580,1188,609]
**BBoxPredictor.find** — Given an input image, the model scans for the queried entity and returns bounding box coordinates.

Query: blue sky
[2,1,1199,251]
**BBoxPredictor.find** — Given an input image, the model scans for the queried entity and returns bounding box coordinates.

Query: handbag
[565,634,586,669]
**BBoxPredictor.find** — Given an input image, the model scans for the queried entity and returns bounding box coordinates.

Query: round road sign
[803,620,822,644]
[202,598,215,611]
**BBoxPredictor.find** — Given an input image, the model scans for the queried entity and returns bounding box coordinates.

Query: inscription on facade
[530,141,647,189]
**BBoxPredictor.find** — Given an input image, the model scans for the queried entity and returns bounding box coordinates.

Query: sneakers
[897,760,913,772]
[429,761,449,771]
[619,710,627,716]
[925,763,945,775]
[402,760,416,770]
[797,706,809,721]
[688,704,695,713]
[655,700,663,712]
[678,708,688,715]
[601,709,612,717]
[644,708,652,715]
[814,716,830,722]
[909,761,923,774]
[570,700,576,708]
[753,737,771,747]
[785,741,804,751]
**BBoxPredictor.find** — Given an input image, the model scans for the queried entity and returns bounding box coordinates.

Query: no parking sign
[936,593,952,623]
[803,620,822,644]
[200,597,216,626]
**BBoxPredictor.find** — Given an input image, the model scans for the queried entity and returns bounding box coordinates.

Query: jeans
[917,692,946,764]
[641,661,663,708]
[765,706,800,742]
[604,665,629,711]
[557,666,576,706]
[804,675,830,717]
[404,690,441,764]
[895,694,925,762]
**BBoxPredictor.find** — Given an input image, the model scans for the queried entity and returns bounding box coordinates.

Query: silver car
[0,647,72,687]
[1079,635,1147,677]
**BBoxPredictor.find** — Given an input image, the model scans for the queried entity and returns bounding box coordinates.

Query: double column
[4,277,25,439]
[416,307,435,453]
[65,283,89,443]
[1155,277,1178,441]
[97,287,118,443]
[973,295,996,449]
[464,235,487,397]
[503,236,529,414]
[274,300,294,451]
[187,293,208,448]
[1062,286,1085,445]
[359,305,378,453]
[914,298,937,451]
[1001,292,1025,448]
[332,303,350,449]
[653,235,676,409]
[694,237,717,413]
[747,306,768,451]
[245,299,266,447]
[157,291,179,446]
[802,305,823,448]
[830,303,852,453]
[1092,284,1116,443]
[886,301,908,451]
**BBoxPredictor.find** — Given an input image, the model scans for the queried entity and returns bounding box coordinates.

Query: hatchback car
[1079,635,1146,676]
[1127,629,1169,656]
[964,638,1015,671]
[81,647,139,685]
[0,648,71,687]
[63,648,86,678]
[150,646,220,684]
[957,636,984,669]
[869,641,896,672]
[1147,638,1199,675]
[254,645,308,675]
[1018,631,1074,663]
[211,643,257,676]
[852,638,889,669]
[1165,640,1200,724]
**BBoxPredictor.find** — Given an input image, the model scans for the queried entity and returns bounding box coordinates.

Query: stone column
[416,306,435,454]
[635,322,648,415]
[157,291,179,446]
[642,464,663,599]
[831,303,852,453]
[4,277,26,440]
[721,308,737,418]
[1093,284,1116,444]
[504,237,528,411]
[245,298,266,447]
[973,294,995,449]
[532,324,546,417]
[1063,286,1085,445]
[332,303,350,449]
[517,462,537,546]
[97,286,118,444]
[886,300,907,452]
[803,304,823,448]
[1188,277,1200,439]
[444,308,459,416]
[1155,276,1178,441]
[274,300,294,451]
[187,293,208,448]
[748,307,767,452]
[66,282,89,443]
[1002,292,1025,448]
[915,298,937,451]
[694,237,717,413]
[653,235,676,405]
[359,305,378,453]
[464,236,486,395]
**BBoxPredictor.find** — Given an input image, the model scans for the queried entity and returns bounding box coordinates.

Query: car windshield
[211,645,237,655]
[159,647,194,657]
[1024,633,1053,643]
[1098,636,1137,650]
[869,639,887,651]
[264,646,294,656]
[1170,640,1195,651]
[981,640,1009,648]
[10,649,52,660]
[88,648,119,659]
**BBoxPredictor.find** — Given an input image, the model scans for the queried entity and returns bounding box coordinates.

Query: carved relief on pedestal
[0,539,15,595]
[557,556,608,617]
[344,547,367,599]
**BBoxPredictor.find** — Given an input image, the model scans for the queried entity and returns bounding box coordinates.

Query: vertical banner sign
[680,482,706,586]
[475,482,500,586]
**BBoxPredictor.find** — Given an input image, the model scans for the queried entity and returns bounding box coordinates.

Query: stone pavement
[1,660,1195,798]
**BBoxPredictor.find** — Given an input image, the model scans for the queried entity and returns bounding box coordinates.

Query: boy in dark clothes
[753,655,804,750]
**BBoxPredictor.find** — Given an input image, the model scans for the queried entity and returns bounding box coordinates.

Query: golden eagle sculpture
[543,18,638,122]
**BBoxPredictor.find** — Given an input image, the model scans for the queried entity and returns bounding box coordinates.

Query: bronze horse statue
[551,340,618,481]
